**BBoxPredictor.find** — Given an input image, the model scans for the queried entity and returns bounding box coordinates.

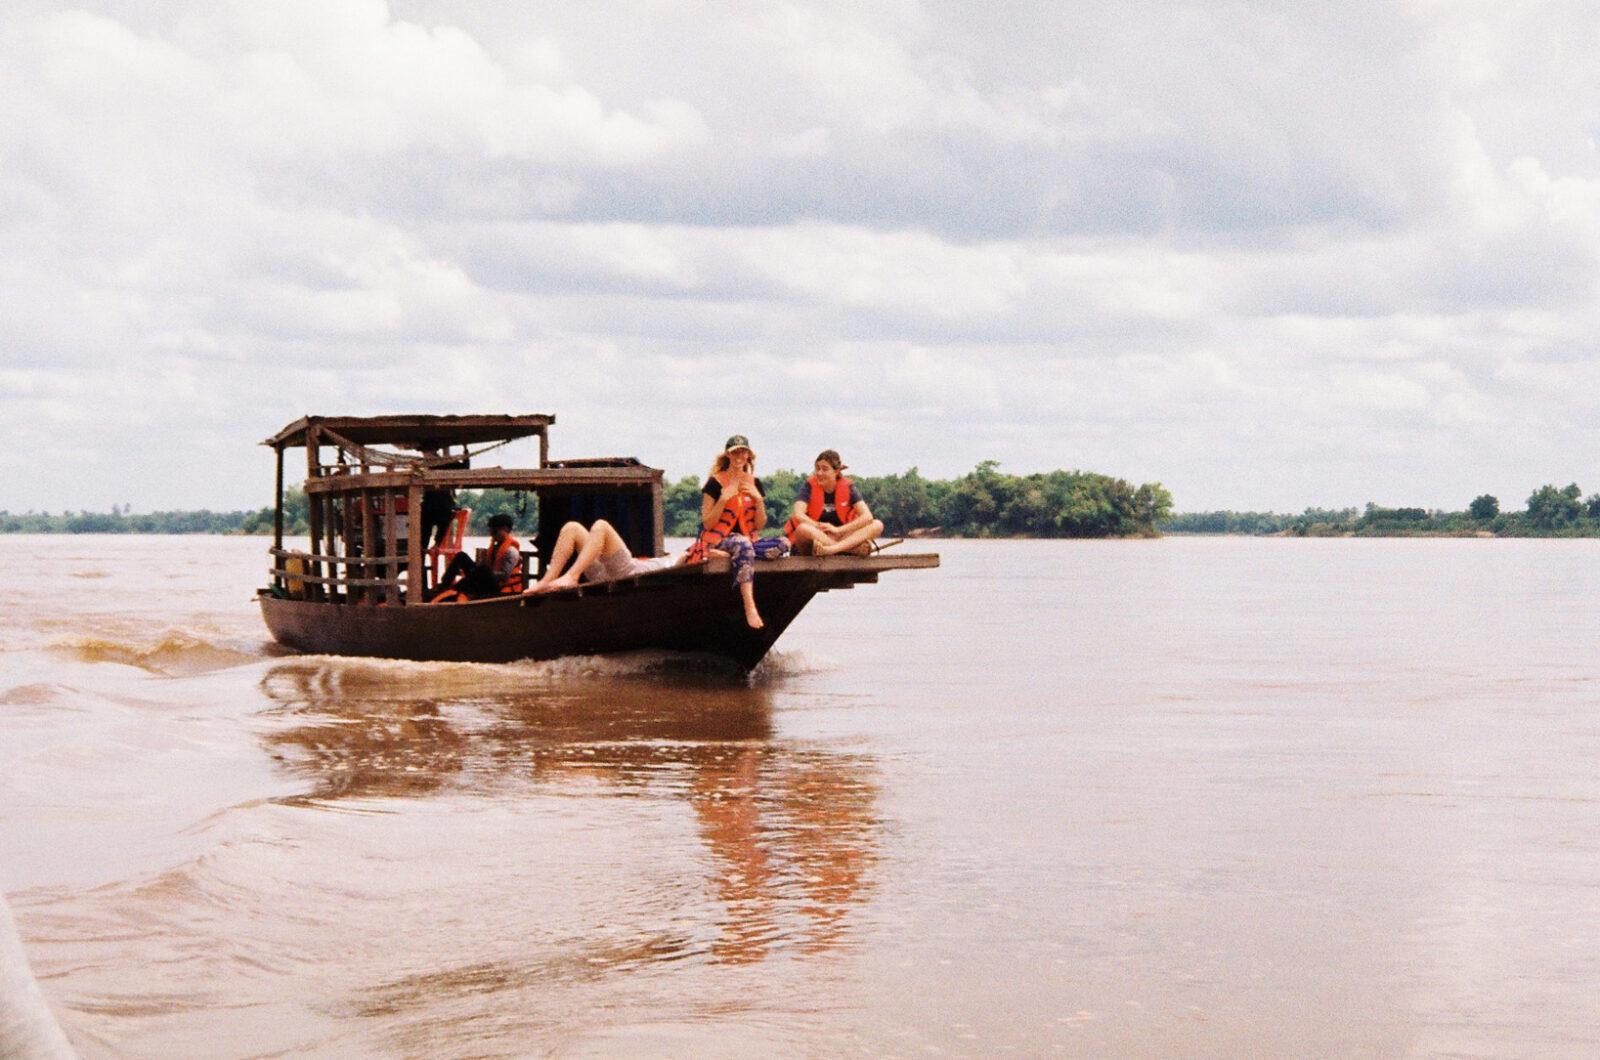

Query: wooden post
[383,487,399,605]
[650,477,664,557]
[273,447,284,552]
[361,487,376,605]
[305,427,323,591]
[538,429,547,468]
[406,480,425,604]
[325,492,340,602]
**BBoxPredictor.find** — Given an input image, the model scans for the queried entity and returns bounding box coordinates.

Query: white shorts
[582,551,676,582]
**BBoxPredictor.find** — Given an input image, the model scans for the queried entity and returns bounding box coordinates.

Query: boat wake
[509,648,839,684]
[57,631,263,677]
[255,647,830,701]
[42,627,833,688]
[264,650,756,690]
[749,649,839,682]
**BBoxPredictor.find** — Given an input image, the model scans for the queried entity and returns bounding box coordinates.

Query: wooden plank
[405,481,424,605]
[273,447,284,552]
[361,487,376,605]
[263,414,555,450]
[650,477,664,557]
[272,547,389,566]
[305,426,323,591]
[265,571,403,589]
[324,491,340,601]
[691,552,939,574]
[303,466,662,494]
[383,486,399,606]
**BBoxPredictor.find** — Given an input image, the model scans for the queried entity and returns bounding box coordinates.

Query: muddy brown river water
[2,534,1598,1057]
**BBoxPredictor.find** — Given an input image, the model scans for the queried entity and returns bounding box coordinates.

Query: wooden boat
[258,415,938,670]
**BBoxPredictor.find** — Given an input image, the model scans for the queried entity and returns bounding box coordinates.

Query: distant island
[9,478,1597,539]
[1163,485,1600,537]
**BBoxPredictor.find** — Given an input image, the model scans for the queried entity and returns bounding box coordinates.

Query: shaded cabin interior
[263,415,664,605]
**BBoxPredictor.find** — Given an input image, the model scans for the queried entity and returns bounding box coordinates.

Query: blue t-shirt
[795,480,863,526]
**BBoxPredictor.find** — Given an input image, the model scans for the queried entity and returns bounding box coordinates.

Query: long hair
[710,448,756,479]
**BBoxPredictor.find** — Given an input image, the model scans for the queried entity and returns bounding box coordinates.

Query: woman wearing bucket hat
[688,434,790,628]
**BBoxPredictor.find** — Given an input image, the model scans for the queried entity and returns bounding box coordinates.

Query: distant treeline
[1163,484,1600,537]
[664,462,1173,539]
[2,463,1174,539]
[0,505,267,535]
[19,480,1600,540]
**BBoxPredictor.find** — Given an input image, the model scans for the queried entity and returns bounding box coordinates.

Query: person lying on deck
[525,519,686,594]
[784,450,885,556]
[425,513,524,602]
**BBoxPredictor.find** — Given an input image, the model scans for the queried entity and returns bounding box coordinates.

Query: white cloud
[2,0,1600,515]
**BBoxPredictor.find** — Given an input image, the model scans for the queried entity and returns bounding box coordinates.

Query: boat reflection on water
[257,658,879,966]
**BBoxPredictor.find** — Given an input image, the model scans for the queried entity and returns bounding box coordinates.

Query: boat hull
[259,554,936,670]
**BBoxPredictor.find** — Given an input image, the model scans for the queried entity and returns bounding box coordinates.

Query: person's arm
[748,475,767,531]
[835,485,875,533]
[789,480,815,530]
[837,499,876,534]
[700,478,729,531]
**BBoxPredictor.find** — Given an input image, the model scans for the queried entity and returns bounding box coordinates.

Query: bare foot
[744,605,765,629]
[529,573,581,594]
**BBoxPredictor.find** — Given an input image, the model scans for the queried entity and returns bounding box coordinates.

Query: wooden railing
[268,547,407,603]
[268,547,538,604]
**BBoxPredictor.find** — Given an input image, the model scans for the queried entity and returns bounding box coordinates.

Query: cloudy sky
[3,0,1598,514]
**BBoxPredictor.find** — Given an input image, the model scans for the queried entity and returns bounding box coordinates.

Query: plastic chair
[427,507,472,585]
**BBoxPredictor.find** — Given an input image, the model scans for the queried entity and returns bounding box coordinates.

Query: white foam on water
[748,649,840,683]
[0,893,77,1059]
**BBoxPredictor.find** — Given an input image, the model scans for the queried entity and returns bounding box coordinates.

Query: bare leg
[790,523,832,554]
[533,519,631,592]
[711,538,764,628]
[816,519,885,556]
[739,580,764,629]
[527,522,590,593]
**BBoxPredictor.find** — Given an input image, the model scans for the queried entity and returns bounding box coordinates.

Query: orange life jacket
[783,475,856,542]
[689,473,761,561]
[488,534,524,594]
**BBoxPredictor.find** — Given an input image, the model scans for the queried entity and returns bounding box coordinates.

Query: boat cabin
[263,414,663,605]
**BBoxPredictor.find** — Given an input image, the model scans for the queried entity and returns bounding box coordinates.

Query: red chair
[427,507,472,586]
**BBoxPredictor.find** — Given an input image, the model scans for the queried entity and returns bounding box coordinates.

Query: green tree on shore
[1525,483,1583,531]
[654,462,1171,540]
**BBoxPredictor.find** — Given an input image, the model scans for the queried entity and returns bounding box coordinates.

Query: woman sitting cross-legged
[784,449,885,556]
[525,519,686,594]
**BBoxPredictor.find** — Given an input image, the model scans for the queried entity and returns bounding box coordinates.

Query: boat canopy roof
[264,412,662,498]
[264,414,555,452]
